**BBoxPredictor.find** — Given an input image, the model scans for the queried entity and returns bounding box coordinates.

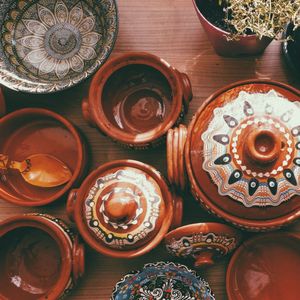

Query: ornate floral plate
[0,0,118,93]
[111,261,215,300]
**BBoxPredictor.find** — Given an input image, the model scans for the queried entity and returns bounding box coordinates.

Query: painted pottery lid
[69,160,175,257]
[165,222,242,268]
[111,261,215,300]
[186,80,300,229]
[0,0,118,93]
[226,232,300,300]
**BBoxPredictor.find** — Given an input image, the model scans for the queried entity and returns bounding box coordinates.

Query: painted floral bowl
[111,262,215,300]
[0,0,118,93]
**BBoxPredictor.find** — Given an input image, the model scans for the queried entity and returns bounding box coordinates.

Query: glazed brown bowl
[67,159,183,258]
[0,108,86,206]
[0,214,84,300]
[168,79,300,231]
[82,52,193,149]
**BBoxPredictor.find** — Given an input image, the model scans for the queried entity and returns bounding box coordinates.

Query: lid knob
[104,191,138,223]
[244,129,281,165]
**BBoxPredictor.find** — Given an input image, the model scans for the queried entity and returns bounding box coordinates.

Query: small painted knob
[244,129,281,165]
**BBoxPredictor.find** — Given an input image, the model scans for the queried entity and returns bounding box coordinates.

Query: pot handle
[194,251,215,268]
[72,235,85,285]
[167,125,188,190]
[179,72,193,112]
[82,97,96,128]
[170,190,183,230]
[67,189,78,222]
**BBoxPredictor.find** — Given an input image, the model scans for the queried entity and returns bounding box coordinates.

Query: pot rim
[72,159,174,258]
[0,214,73,300]
[185,79,300,230]
[226,231,300,299]
[0,108,85,206]
[87,52,183,145]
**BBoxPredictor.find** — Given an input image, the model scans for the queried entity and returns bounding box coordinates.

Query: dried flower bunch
[221,0,300,40]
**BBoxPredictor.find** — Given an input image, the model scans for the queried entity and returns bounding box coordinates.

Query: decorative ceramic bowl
[226,232,300,300]
[0,0,118,93]
[111,261,215,300]
[167,79,300,231]
[0,108,87,206]
[67,159,183,258]
[165,222,242,268]
[0,213,84,300]
[82,52,193,149]
[0,88,6,117]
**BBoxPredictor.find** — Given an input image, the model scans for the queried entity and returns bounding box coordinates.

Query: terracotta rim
[0,108,85,206]
[0,215,73,300]
[226,231,300,299]
[72,159,174,258]
[185,79,300,229]
[87,52,183,145]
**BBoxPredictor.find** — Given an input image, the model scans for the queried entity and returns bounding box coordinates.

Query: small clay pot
[192,0,272,56]
[82,52,193,149]
[67,159,183,258]
[165,222,242,268]
[0,108,87,206]
[0,214,85,300]
[226,232,300,300]
[0,88,6,117]
[167,79,300,231]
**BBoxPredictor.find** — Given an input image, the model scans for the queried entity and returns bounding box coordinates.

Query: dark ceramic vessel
[0,214,84,300]
[0,108,87,206]
[0,88,6,117]
[82,52,193,149]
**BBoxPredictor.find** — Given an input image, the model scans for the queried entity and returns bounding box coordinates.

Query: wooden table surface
[1,0,300,299]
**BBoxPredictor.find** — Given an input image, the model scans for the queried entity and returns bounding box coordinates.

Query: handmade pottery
[165,222,242,268]
[0,213,84,300]
[192,0,272,56]
[0,88,6,117]
[0,0,118,93]
[67,159,183,258]
[111,261,215,300]
[283,23,300,77]
[0,108,87,206]
[226,232,300,300]
[82,52,193,149]
[167,79,300,231]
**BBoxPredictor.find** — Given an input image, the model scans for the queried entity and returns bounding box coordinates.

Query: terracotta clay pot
[192,0,272,56]
[226,232,300,300]
[0,108,87,206]
[82,52,193,149]
[0,88,6,117]
[165,222,242,268]
[0,214,85,300]
[167,79,300,231]
[67,159,183,258]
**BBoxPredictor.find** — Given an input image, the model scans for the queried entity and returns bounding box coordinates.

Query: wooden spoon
[0,154,72,188]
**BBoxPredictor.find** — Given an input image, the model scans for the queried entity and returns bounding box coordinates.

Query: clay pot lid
[111,261,215,299]
[73,160,174,257]
[226,232,300,300]
[164,222,242,268]
[187,80,300,226]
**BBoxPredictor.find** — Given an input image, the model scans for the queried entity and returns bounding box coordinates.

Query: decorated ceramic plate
[111,261,215,300]
[0,0,118,93]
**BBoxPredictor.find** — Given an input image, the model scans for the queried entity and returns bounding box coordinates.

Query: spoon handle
[0,154,8,170]
[0,154,28,173]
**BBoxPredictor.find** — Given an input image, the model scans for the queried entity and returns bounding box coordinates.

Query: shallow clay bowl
[82,52,192,149]
[165,222,242,268]
[0,108,86,206]
[0,0,118,93]
[226,232,300,300]
[0,214,84,300]
[111,261,215,299]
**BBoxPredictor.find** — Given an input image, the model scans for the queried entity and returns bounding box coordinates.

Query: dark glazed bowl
[0,108,86,206]
[0,0,118,93]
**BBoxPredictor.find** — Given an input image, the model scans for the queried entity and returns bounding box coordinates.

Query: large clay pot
[192,0,272,56]
[0,214,85,300]
[0,108,87,206]
[168,79,300,231]
[67,159,183,258]
[82,52,193,149]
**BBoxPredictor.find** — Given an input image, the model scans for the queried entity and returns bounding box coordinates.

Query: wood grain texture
[1,0,300,299]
